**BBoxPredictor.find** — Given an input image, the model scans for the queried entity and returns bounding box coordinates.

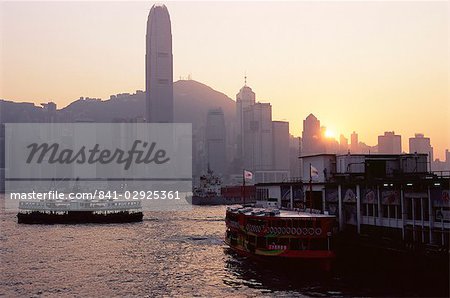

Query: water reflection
[0,201,448,297]
[223,248,341,297]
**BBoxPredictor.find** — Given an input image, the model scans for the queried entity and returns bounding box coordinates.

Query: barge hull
[225,241,334,272]
[17,211,143,224]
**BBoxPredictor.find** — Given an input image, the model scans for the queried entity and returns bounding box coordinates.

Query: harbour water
[0,196,447,297]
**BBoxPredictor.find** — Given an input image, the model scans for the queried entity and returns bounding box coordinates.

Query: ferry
[225,206,336,271]
[17,199,143,224]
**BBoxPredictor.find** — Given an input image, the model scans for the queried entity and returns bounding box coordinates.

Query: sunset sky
[0,1,448,159]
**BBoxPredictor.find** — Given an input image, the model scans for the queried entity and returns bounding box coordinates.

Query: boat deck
[227,205,335,219]
[18,199,142,212]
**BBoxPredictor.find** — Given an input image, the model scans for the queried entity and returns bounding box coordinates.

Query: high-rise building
[339,134,349,154]
[236,82,256,160]
[243,103,273,171]
[409,133,433,169]
[301,114,324,155]
[350,131,359,153]
[205,108,227,176]
[41,102,57,123]
[146,4,173,123]
[378,131,402,154]
[272,121,290,171]
[233,82,290,183]
[289,135,301,178]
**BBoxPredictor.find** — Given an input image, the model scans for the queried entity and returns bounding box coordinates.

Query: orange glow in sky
[324,129,337,140]
[0,1,448,159]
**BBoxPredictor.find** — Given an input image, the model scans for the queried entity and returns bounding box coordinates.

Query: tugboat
[17,199,143,224]
[190,169,256,205]
[225,206,336,271]
[191,168,223,205]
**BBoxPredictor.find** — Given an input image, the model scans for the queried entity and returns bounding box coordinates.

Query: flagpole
[309,163,312,213]
[243,169,246,205]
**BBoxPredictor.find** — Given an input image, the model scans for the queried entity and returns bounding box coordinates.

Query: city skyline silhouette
[0,1,448,159]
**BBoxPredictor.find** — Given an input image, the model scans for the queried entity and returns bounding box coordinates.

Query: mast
[309,163,313,213]
[243,169,246,205]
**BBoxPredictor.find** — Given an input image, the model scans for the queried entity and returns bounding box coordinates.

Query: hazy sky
[0,1,449,159]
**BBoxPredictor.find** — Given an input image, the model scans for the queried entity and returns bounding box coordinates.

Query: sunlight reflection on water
[0,196,447,297]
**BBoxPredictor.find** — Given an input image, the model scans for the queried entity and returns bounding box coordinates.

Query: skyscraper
[243,103,273,171]
[206,108,227,176]
[236,82,256,160]
[146,4,173,123]
[339,134,349,154]
[301,114,324,155]
[233,81,290,183]
[409,133,433,169]
[350,131,359,153]
[378,131,402,154]
[272,121,290,171]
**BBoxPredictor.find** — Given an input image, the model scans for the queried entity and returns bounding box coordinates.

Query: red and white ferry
[225,206,336,271]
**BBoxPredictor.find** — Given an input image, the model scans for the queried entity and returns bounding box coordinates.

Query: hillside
[0,80,236,128]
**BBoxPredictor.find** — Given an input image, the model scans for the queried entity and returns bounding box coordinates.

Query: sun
[324,129,336,139]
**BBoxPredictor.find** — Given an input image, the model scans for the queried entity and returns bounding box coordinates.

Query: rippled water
[1,197,448,297]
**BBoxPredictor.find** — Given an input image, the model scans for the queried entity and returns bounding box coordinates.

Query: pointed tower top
[306,113,317,120]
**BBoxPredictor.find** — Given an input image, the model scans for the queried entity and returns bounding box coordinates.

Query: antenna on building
[244,71,247,86]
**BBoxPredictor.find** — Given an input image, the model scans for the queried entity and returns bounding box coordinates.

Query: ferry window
[390,205,397,219]
[256,237,265,248]
[309,239,327,250]
[383,204,400,219]
[382,205,389,218]
[422,199,429,220]
[414,199,422,221]
[290,238,300,250]
[406,199,413,220]
[396,205,402,218]
[278,238,289,246]
[268,238,283,246]
[362,203,374,216]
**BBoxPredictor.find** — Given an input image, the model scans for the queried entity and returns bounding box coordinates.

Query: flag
[244,170,253,180]
[310,165,319,178]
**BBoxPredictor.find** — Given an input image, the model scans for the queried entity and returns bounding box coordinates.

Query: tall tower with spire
[236,77,256,161]
[146,4,173,123]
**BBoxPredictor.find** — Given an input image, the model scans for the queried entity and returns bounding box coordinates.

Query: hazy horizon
[0,1,448,159]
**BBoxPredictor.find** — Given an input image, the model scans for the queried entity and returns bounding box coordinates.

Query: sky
[0,1,449,159]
